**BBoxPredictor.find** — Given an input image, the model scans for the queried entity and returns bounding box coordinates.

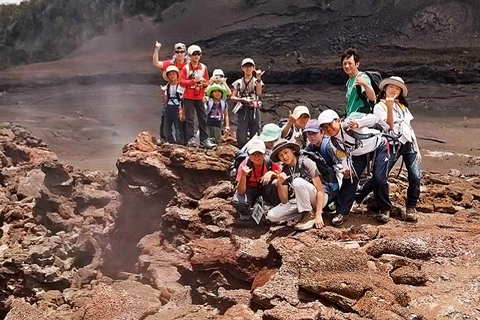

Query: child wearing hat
[266,139,329,231]
[355,76,421,221]
[317,109,391,226]
[233,138,281,221]
[241,123,282,156]
[161,65,184,144]
[231,58,265,149]
[281,105,311,148]
[209,69,232,96]
[205,84,230,144]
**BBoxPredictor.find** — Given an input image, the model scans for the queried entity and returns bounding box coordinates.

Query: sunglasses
[175,50,185,54]
[191,52,202,56]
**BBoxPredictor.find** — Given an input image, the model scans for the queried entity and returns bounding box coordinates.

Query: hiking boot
[402,207,418,222]
[374,209,390,223]
[324,202,336,214]
[200,139,216,149]
[332,213,348,227]
[294,211,315,231]
[187,138,199,147]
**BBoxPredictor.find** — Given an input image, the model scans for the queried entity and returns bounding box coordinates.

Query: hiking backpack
[298,150,339,196]
[356,71,382,114]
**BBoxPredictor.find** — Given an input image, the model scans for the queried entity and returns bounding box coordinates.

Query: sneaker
[374,209,390,223]
[294,211,315,231]
[187,138,199,147]
[403,207,418,222]
[332,213,348,227]
[200,139,216,149]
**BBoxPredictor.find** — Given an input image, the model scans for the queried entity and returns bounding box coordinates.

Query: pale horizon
[0,0,25,4]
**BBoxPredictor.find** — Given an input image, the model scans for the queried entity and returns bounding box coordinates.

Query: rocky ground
[1,125,480,320]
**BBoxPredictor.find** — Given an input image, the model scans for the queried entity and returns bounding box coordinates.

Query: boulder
[390,266,428,286]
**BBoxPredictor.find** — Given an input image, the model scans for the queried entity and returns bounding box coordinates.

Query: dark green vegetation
[0,0,180,69]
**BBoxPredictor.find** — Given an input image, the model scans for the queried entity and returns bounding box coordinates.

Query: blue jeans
[337,143,392,215]
[356,142,421,208]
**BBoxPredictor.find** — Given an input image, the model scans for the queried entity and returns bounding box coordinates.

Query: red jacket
[179,63,209,100]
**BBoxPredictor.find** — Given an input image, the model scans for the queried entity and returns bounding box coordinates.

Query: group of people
[154,43,422,229]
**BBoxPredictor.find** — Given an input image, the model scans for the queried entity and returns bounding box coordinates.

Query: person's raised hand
[288,111,296,124]
[385,96,395,108]
[241,165,252,177]
[347,119,359,130]
[353,74,367,87]
[341,167,352,178]
[255,69,265,79]
[155,41,161,49]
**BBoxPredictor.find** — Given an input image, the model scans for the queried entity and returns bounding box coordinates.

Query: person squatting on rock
[231,58,265,149]
[355,76,421,221]
[153,42,188,143]
[161,66,184,144]
[179,45,216,148]
[304,119,343,184]
[266,139,330,231]
[281,105,311,148]
[233,139,281,221]
[318,109,392,226]
[241,123,282,156]
[204,84,230,145]
[341,48,376,116]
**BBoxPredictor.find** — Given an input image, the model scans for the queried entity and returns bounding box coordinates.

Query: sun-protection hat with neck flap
[379,76,408,97]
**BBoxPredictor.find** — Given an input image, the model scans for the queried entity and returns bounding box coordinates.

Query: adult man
[266,139,329,231]
[341,48,376,116]
[233,139,281,221]
[152,42,188,72]
[179,45,215,148]
[231,58,264,149]
[317,109,391,226]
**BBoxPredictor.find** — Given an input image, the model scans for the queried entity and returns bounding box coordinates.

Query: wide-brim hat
[212,69,225,77]
[205,84,227,99]
[163,65,180,82]
[379,76,408,97]
[259,123,282,142]
[270,139,301,163]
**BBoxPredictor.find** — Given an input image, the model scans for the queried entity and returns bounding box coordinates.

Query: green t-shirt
[345,73,372,116]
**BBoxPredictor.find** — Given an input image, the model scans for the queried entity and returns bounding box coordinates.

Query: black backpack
[356,71,382,114]
[299,150,337,184]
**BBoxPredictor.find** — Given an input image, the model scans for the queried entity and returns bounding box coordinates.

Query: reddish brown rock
[83,281,162,320]
[218,304,254,320]
[390,266,428,286]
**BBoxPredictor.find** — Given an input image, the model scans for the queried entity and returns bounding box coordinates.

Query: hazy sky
[0,0,24,4]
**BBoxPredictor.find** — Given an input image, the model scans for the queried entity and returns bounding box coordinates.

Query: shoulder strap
[265,158,273,171]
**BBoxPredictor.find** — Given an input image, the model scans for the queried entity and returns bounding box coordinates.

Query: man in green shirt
[341,48,376,116]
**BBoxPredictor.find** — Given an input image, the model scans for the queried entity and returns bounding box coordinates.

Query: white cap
[247,138,266,155]
[188,45,202,55]
[241,58,255,67]
[318,110,340,125]
[212,69,225,77]
[292,106,310,119]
